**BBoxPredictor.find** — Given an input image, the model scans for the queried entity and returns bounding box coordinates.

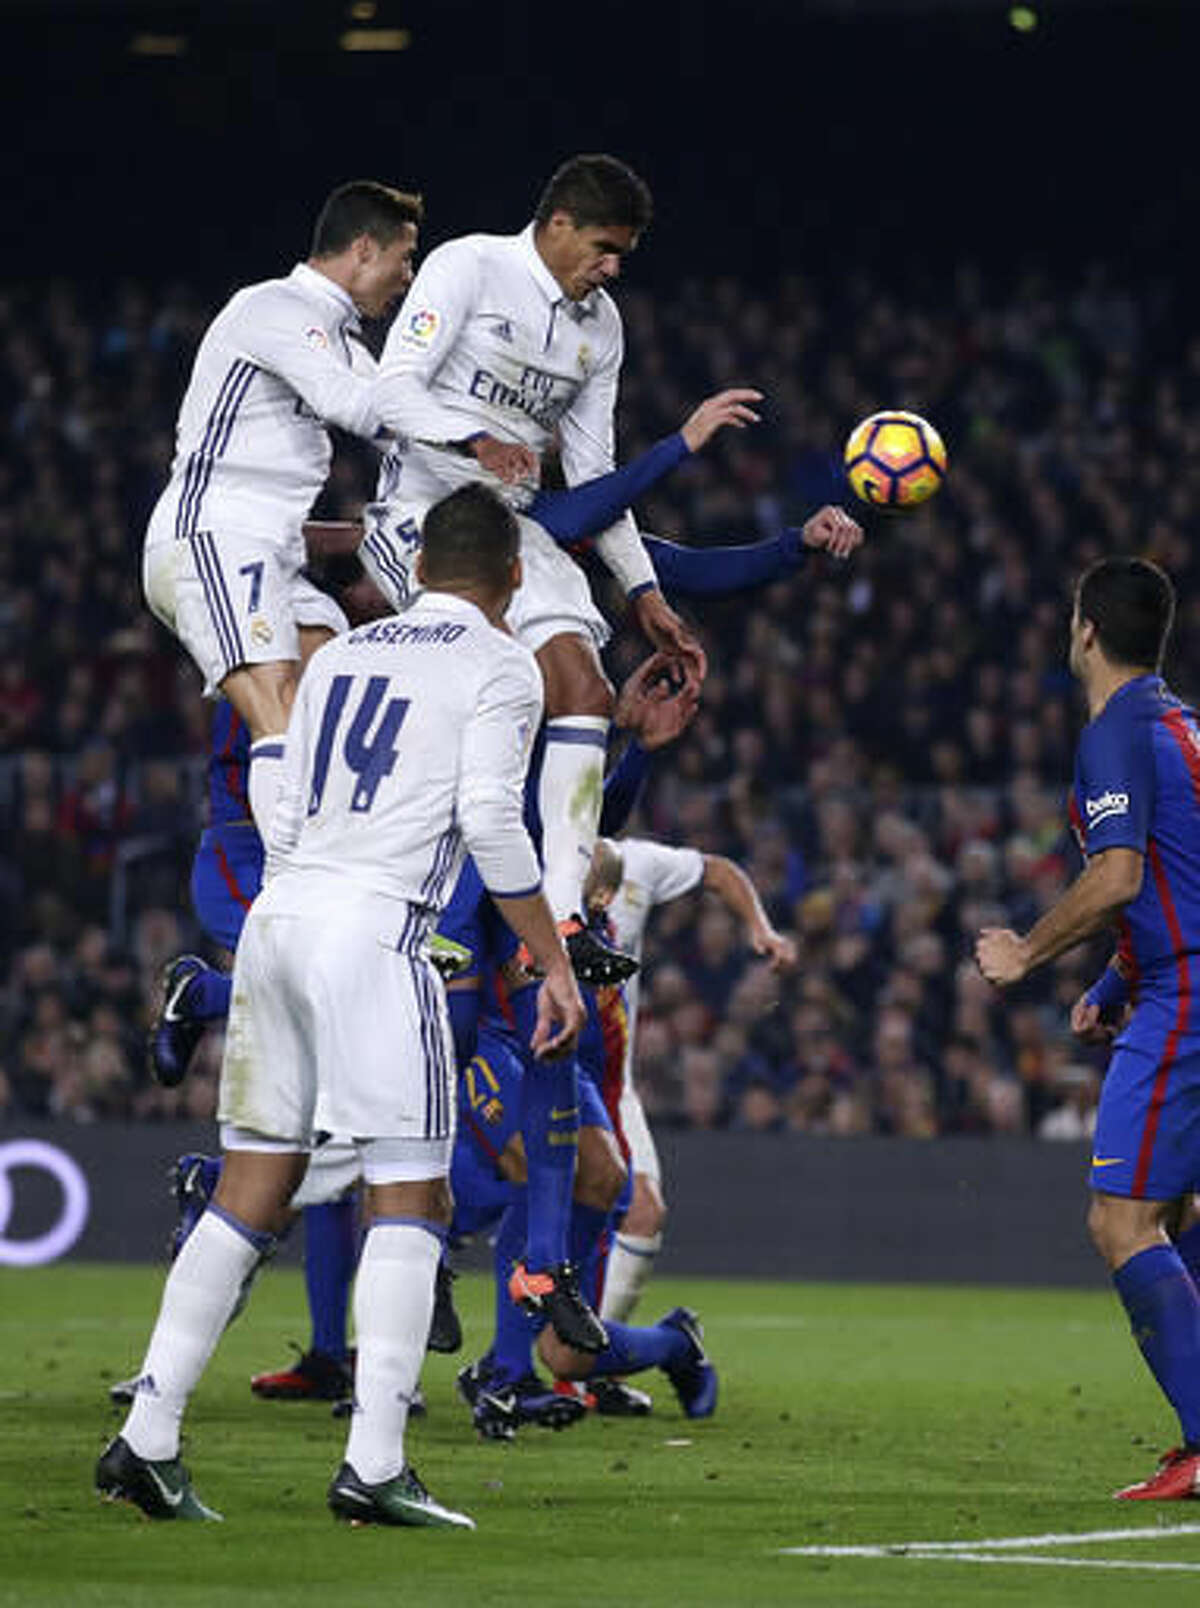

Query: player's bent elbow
[1099,849,1145,907]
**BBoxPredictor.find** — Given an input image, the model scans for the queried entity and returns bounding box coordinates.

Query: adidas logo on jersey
[1085,789,1130,826]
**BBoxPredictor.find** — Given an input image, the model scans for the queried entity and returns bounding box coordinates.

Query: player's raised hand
[976,927,1030,988]
[530,961,586,1061]
[629,589,708,684]
[614,651,702,750]
[468,433,539,486]
[802,505,864,560]
[680,388,764,453]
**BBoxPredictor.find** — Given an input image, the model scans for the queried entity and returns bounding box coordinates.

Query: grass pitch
[2,1265,1199,1606]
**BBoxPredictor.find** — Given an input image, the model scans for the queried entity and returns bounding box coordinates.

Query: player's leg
[1087,1043,1200,1498]
[321,910,471,1527]
[250,1142,362,1402]
[503,981,606,1350]
[98,1143,305,1521]
[506,521,635,982]
[329,1163,473,1528]
[1171,1192,1200,1289]
[220,573,343,833]
[150,821,257,1086]
[535,629,613,923]
[601,1086,666,1323]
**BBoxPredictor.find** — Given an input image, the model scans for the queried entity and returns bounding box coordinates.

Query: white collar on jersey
[514,223,600,322]
[404,590,493,626]
[288,262,362,330]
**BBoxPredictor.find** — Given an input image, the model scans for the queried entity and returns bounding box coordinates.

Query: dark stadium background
[1,0,1192,284]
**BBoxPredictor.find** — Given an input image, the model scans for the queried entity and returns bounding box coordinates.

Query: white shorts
[143,529,347,697]
[217,882,456,1152]
[618,1084,661,1187]
[359,501,608,655]
[220,1130,453,1195]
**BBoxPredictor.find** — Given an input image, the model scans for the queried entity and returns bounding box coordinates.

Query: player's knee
[537,639,614,721]
[1088,1192,1163,1270]
[623,1174,666,1237]
[574,1127,627,1212]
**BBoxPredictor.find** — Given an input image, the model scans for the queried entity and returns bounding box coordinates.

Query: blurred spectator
[3,259,1176,1134]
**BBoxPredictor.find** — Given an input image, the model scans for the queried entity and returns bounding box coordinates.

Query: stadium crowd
[3,260,1197,1139]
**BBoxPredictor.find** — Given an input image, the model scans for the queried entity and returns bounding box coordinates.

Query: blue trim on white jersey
[190,529,245,674]
[175,358,259,540]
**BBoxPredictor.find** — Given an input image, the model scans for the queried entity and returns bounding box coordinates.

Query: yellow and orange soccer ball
[844,410,947,512]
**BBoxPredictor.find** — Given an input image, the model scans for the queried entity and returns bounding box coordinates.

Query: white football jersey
[372,226,655,595]
[146,264,381,557]
[606,837,705,1090]
[266,591,543,908]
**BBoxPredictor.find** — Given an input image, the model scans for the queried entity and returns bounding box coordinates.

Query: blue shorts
[1090,1035,1200,1200]
[456,1022,612,1170]
[190,822,262,953]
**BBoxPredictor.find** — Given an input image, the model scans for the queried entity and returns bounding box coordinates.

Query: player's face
[540,215,638,302]
[355,224,419,318]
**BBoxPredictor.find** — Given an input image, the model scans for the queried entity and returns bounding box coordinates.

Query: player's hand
[530,962,586,1061]
[629,588,708,684]
[801,505,863,560]
[1070,993,1121,1045]
[752,927,798,973]
[613,651,702,750]
[468,434,539,486]
[680,388,763,453]
[975,928,1030,988]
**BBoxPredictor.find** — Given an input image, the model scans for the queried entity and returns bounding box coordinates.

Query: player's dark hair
[420,484,520,595]
[310,181,423,257]
[1076,556,1175,670]
[534,154,653,231]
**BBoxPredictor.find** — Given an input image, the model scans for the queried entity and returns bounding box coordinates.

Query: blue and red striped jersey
[207,700,252,826]
[1070,674,1200,1024]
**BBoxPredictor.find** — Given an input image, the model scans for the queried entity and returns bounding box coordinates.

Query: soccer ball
[844,411,947,512]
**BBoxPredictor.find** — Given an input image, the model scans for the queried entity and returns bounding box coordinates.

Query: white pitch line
[780,1522,1200,1558]
[914,1553,1200,1573]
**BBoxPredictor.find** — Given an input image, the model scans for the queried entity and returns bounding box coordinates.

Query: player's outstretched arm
[702,854,798,973]
[976,847,1144,988]
[530,389,761,551]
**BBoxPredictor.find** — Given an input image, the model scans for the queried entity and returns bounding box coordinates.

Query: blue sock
[303,1198,357,1361]
[588,1318,690,1379]
[1173,1221,1200,1291]
[1113,1244,1200,1445]
[491,1198,541,1381]
[186,965,232,1022]
[570,1201,611,1305]
[509,984,578,1272]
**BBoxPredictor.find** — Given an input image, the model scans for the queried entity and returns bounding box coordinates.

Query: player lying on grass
[976,556,1200,1503]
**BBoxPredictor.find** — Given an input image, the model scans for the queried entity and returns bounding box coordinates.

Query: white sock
[344,1221,441,1484]
[599,1231,662,1324]
[538,717,609,920]
[122,1210,263,1460]
[247,734,287,839]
